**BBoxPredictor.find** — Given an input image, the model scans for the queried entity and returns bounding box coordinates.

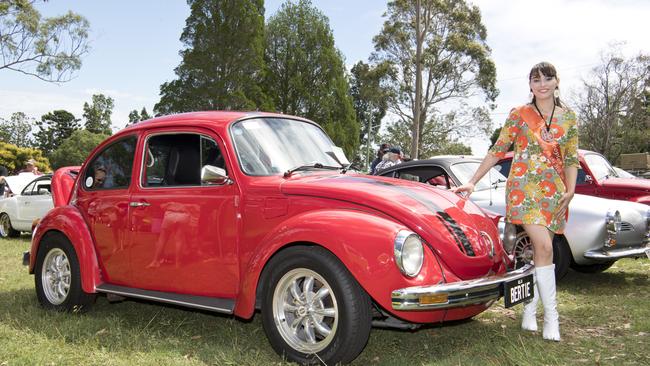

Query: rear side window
[143,133,225,187]
[84,136,137,190]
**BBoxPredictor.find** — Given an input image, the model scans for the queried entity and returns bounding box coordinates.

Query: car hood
[3,173,38,195]
[599,177,650,192]
[280,173,503,279]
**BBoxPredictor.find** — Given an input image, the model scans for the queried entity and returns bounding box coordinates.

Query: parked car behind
[379,157,650,280]
[0,174,53,237]
[24,112,534,365]
[496,150,650,205]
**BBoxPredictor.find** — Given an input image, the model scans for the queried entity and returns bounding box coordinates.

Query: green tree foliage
[379,105,485,158]
[83,94,114,135]
[349,61,390,169]
[0,141,50,173]
[49,129,108,169]
[34,110,81,158]
[372,0,497,158]
[0,0,90,82]
[155,0,269,114]
[0,112,34,147]
[573,47,650,162]
[127,107,152,125]
[264,0,359,156]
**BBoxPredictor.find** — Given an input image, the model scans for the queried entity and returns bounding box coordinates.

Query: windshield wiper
[283,163,340,178]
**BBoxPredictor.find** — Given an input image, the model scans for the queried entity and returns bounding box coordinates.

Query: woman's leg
[521,224,560,340]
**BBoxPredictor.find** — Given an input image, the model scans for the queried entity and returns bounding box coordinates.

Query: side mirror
[584,175,593,184]
[494,165,502,172]
[201,165,232,185]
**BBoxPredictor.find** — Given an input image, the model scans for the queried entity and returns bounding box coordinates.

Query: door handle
[129,201,150,207]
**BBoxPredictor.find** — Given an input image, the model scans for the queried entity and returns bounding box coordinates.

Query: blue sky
[1,0,649,155]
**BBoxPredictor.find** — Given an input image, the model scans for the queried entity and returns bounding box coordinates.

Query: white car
[0,174,54,238]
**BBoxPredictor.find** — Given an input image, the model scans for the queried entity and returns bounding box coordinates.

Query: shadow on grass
[560,267,649,293]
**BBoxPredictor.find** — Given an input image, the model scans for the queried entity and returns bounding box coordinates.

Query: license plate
[503,274,534,308]
[646,248,650,260]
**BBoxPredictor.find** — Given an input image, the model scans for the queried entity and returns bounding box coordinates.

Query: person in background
[452,62,579,342]
[374,147,403,174]
[370,143,390,175]
[0,164,7,197]
[19,159,42,175]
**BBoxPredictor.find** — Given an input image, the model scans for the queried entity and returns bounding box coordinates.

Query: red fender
[234,209,446,323]
[30,206,102,294]
[630,195,650,205]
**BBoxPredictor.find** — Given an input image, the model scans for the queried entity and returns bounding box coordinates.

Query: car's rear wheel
[35,232,95,312]
[261,246,372,365]
[0,213,20,238]
[571,261,615,273]
[513,231,570,280]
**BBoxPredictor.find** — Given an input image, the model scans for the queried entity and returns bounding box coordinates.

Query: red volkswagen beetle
[25,112,533,365]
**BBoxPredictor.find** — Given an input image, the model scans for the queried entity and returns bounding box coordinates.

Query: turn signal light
[419,293,448,305]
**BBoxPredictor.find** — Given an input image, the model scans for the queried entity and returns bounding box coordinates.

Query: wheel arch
[233,208,441,319]
[30,206,102,294]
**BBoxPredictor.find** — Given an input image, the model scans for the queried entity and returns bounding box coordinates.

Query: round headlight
[394,230,424,277]
[606,209,622,232]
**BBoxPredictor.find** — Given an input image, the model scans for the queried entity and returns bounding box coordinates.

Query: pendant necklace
[533,101,556,142]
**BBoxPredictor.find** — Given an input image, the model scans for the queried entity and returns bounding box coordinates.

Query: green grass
[1,236,648,365]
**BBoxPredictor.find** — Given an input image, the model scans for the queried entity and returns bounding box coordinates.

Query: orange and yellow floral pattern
[489,105,579,233]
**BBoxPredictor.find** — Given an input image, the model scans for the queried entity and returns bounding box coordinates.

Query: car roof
[119,111,311,134]
[379,156,481,175]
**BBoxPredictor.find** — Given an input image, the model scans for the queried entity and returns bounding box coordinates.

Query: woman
[452,62,579,341]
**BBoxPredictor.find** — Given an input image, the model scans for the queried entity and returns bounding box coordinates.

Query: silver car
[379,157,650,279]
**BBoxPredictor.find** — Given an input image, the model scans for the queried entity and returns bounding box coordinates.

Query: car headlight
[497,217,517,254]
[605,209,621,247]
[394,230,424,277]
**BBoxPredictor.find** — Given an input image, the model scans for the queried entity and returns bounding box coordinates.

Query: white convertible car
[0,173,54,238]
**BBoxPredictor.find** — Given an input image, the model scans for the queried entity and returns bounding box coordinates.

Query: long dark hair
[529,62,563,107]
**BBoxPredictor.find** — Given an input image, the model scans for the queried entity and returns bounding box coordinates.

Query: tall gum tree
[155,0,269,114]
[263,0,359,157]
[372,0,497,158]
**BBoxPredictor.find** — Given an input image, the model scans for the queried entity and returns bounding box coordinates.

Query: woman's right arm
[450,153,500,196]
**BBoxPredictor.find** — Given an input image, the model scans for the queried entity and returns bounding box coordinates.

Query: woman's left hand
[554,192,574,220]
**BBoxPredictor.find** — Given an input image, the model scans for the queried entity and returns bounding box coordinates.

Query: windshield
[231,118,344,176]
[584,153,617,180]
[451,162,507,191]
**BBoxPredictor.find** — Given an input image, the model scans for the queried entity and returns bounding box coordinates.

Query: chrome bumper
[583,244,650,260]
[391,264,535,310]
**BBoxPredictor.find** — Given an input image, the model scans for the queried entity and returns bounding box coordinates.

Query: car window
[21,181,36,196]
[450,162,506,191]
[584,153,617,180]
[576,168,587,185]
[496,160,512,176]
[143,133,225,187]
[84,136,137,190]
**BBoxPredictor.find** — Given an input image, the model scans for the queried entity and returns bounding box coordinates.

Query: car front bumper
[583,243,650,260]
[391,264,535,310]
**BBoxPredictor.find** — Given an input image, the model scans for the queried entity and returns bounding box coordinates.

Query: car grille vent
[620,222,634,231]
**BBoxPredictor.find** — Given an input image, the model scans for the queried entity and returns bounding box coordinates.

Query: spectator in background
[370,143,390,175]
[19,159,42,175]
[0,164,7,197]
[374,147,403,174]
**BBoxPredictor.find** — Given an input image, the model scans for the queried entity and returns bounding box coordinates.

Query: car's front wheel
[261,246,372,365]
[35,233,95,312]
[0,213,20,238]
[513,231,571,280]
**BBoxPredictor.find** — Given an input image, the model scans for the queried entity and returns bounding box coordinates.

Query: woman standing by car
[452,62,579,341]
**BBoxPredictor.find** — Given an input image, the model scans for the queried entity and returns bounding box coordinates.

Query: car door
[127,129,239,297]
[75,136,138,285]
[18,177,53,224]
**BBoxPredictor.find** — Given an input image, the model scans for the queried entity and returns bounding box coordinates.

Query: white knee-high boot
[536,264,561,341]
[521,276,539,331]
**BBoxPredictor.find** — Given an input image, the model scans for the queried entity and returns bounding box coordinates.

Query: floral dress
[489,104,579,233]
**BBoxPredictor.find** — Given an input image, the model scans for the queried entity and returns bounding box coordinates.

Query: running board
[95,284,235,314]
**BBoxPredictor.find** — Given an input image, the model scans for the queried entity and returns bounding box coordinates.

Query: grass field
[1,236,648,365]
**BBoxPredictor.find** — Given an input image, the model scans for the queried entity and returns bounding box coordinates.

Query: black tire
[512,231,570,281]
[0,213,20,238]
[261,246,372,365]
[35,232,96,312]
[571,261,615,273]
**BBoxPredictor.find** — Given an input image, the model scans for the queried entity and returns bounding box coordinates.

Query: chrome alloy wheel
[513,231,534,268]
[272,268,339,354]
[0,214,11,237]
[41,248,71,305]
